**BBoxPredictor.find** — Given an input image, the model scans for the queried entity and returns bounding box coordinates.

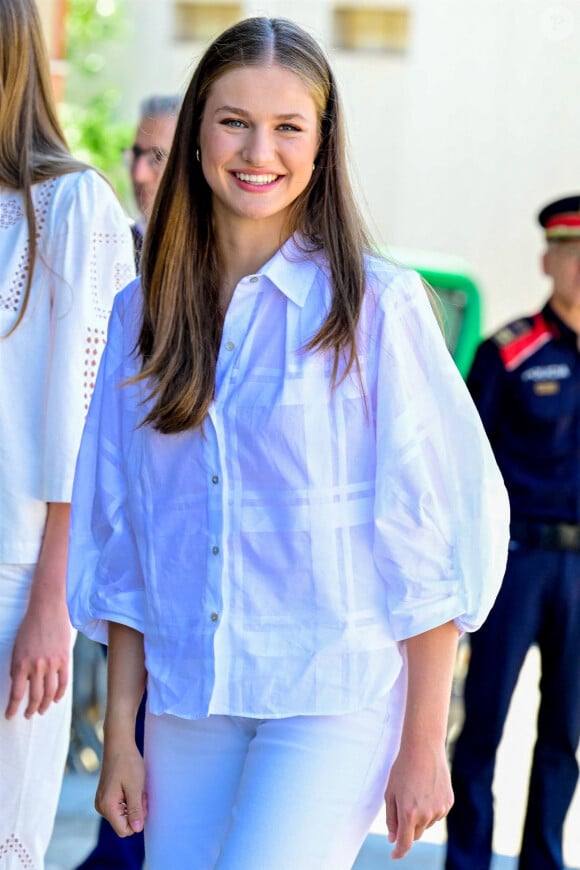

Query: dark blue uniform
[446,302,580,870]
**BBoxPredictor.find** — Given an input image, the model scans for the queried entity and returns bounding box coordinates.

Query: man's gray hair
[140,94,182,119]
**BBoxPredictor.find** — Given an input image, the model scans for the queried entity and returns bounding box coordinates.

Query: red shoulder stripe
[499,313,554,371]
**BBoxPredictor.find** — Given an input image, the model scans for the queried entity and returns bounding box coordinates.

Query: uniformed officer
[446,195,580,870]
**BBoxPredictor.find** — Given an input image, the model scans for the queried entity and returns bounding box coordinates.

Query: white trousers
[144,671,406,870]
[0,564,73,870]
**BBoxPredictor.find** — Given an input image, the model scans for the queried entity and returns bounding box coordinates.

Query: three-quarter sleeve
[371,267,510,639]
[41,170,135,503]
[67,287,145,644]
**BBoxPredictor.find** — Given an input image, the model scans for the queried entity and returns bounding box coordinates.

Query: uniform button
[249,275,259,283]
[210,612,219,622]
[212,545,220,555]
[212,475,219,484]
[225,341,235,351]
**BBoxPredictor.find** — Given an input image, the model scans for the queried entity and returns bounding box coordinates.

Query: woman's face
[198,63,320,235]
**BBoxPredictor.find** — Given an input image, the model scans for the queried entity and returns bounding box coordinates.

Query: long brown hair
[0,0,86,335]
[138,16,374,433]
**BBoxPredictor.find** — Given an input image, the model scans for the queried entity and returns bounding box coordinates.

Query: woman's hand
[5,595,71,719]
[5,502,72,720]
[96,737,147,836]
[384,737,453,859]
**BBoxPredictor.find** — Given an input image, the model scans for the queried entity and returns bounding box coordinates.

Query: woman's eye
[221,118,246,128]
[278,124,300,132]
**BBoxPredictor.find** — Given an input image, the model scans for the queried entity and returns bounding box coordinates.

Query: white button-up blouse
[67,237,510,720]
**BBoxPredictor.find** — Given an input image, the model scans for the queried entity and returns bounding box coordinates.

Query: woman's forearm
[401,620,460,748]
[104,622,146,743]
[33,501,71,598]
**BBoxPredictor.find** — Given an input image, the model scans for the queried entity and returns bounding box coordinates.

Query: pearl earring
[196,148,200,162]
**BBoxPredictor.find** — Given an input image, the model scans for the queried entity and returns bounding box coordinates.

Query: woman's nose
[242,128,274,166]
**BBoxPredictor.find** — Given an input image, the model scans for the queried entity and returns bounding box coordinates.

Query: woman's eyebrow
[214,105,308,122]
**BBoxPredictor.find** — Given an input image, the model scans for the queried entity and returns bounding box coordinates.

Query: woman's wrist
[103,712,141,745]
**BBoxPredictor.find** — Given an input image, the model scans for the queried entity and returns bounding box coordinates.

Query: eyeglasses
[122,144,168,172]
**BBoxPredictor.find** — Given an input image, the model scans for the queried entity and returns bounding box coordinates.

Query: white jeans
[144,671,406,870]
[0,564,72,870]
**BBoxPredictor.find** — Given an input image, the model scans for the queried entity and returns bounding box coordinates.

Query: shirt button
[212,475,219,484]
[249,275,259,283]
[210,613,219,622]
[212,545,220,555]
[225,341,235,351]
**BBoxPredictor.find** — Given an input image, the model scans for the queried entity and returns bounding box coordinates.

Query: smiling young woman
[67,16,510,870]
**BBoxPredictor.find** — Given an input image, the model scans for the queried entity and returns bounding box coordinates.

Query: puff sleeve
[370,267,510,638]
[67,282,146,644]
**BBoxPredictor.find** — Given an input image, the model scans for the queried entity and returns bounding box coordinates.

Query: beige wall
[117,0,580,332]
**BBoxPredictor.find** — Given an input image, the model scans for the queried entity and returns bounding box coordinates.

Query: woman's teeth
[235,173,279,185]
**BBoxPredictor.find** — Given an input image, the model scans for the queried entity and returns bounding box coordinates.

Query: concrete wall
[116,0,580,332]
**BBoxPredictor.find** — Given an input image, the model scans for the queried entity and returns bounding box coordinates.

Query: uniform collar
[259,235,325,308]
[542,300,578,344]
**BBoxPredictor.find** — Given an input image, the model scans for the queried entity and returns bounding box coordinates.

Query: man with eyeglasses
[446,195,580,870]
[74,96,180,870]
[123,94,181,268]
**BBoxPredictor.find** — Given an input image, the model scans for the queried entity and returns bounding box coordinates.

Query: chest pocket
[518,363,573,422]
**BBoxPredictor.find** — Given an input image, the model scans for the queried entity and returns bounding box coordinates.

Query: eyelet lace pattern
[0,834,35,868]
[0,180,54,314]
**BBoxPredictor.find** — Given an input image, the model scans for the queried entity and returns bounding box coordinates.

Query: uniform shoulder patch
[492,318,531,347]
[492,313,555,371]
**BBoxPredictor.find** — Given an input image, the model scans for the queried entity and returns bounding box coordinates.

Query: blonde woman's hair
[0,0,87,334]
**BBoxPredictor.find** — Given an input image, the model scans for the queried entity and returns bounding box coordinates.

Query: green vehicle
[386,246,483,379]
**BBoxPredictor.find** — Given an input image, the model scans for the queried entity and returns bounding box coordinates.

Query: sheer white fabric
[67,238,510,720]
[0,170,136,563]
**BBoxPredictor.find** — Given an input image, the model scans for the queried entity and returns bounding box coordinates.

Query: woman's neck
[215,216,291,313]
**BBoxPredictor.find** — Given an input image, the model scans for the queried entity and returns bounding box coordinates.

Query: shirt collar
[259,235,325,308]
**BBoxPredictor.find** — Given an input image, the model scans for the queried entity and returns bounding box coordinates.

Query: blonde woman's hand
[96,738,147,837]
[384,737,454,860]
[5,502,72,720]
[5,594,71,719]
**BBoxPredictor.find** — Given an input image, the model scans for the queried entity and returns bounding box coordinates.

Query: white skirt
[0,563,73,870]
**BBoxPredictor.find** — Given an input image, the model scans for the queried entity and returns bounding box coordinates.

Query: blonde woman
[68,17,509,869]
[0,0,135,865]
